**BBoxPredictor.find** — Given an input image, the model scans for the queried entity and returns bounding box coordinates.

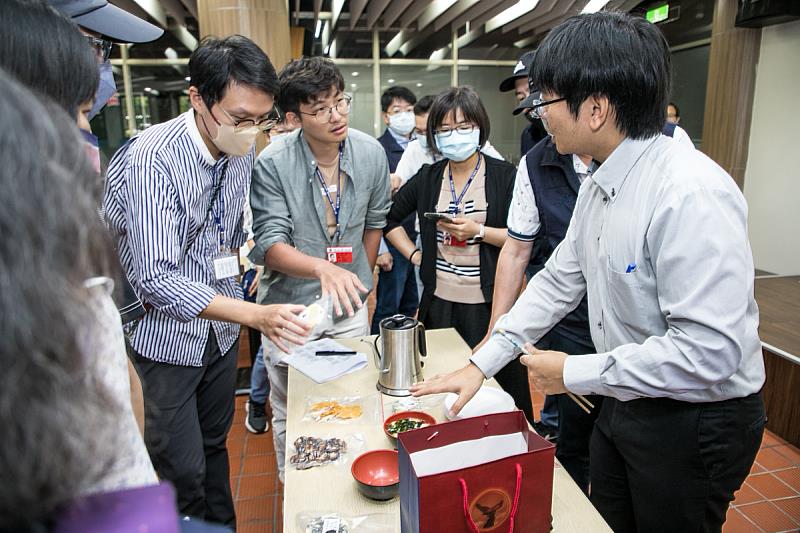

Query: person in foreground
[0,70,226,533]
[411,11,766,533]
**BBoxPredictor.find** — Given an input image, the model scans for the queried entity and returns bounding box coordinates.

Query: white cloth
[472,136,765,403]
[506,153,592,241]
[81,277,158,494]
[672,125,695,149]
[394,139,505,184]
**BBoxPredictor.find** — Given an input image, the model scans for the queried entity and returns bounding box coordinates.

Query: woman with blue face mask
[384,86,532,414]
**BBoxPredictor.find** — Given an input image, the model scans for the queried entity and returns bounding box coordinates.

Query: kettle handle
[373,334,391,374]
[417,323,427,358]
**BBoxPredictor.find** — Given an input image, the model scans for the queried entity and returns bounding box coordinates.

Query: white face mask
[388,111,416,136]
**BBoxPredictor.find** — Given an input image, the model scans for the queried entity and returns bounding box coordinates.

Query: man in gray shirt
[249,57,391,480]
[412,12,765,532]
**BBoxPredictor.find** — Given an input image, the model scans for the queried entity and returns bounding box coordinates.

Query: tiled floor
[229,380,800,532]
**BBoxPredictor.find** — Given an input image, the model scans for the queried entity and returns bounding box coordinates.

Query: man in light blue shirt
[413,12,765,532]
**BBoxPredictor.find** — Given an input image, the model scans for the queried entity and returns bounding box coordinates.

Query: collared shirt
[104,110,251,366]
[248,128,391,307]
[388,126,412,150]
[394,139,505,184]
[472,135,765,402]
[507,153,592,242]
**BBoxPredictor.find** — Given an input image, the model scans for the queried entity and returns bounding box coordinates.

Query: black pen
[315,350,357,356]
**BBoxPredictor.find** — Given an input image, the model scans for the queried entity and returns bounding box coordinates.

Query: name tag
[213,252,240,280]
[326,245,353,264]
[443,233,467,247]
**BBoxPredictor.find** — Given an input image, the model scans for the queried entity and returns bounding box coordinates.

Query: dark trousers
[371,243,420,334]
[423,295,534,424]
[535,329,601,493]
[131,328,238,528]
[590,393,765,532]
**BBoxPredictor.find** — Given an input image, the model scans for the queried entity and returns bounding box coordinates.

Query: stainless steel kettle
[372,314,427,396]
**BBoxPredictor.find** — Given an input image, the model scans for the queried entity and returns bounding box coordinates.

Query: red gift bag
[398,410,555,533]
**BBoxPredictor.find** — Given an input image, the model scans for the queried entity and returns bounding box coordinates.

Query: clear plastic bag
[302,395,381,424]
[288,433,364,471]
[300,293,335,338]
[385,395,441,416]
[297,512,395,533]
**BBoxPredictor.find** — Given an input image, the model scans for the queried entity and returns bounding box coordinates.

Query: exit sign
[646,4,669,23]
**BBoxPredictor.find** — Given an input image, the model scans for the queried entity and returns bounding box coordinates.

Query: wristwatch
[474,223,486,242]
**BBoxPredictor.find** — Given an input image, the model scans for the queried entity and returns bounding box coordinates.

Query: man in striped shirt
[103,36,310,527]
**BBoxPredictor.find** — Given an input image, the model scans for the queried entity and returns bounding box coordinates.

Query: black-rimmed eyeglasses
[300,95,352,123]
[434,124,477,138]
[85,35,113,63]
[529,97,566,119]
[215,106,282,132]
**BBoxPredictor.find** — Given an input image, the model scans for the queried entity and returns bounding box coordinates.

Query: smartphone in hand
[423,212,455,222]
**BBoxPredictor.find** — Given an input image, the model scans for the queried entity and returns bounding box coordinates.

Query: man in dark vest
[373,86,419,333]
[475,88,601,493]
[499,50,547,156]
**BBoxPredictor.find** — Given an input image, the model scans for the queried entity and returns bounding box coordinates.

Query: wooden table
[283,328,611,532]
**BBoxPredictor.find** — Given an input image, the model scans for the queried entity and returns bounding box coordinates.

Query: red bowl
[351,449,399,500]
[383,411,437,442]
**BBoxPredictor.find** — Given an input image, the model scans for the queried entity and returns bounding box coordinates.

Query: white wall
[743,20,800,275]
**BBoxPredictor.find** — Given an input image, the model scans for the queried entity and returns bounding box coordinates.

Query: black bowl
[351,449,399,501]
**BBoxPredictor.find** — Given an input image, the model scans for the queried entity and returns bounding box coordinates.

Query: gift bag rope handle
[459,463,523,533]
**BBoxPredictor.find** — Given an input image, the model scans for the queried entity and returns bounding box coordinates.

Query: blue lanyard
[315,142,344,242]
[447,153,482,215]
[210,159,229,253]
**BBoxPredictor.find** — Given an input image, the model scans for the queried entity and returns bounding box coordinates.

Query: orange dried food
[309,400,363,421]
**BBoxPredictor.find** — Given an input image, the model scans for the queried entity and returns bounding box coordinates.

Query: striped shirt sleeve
[125,160,216,322]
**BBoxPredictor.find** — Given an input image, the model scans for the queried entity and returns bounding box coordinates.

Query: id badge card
[326,245,353,264]
[443,233,467,248]
[213,251,239,280]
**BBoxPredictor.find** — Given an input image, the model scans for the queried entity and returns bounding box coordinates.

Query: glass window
[670,45,709,147]
[91,66,190,159]
[457,65,528,165]
[339,64,375,137]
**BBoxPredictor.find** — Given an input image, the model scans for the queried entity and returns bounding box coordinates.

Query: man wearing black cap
[499,50,547,156]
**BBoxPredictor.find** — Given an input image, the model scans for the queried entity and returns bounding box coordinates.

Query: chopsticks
[496,329,594,415]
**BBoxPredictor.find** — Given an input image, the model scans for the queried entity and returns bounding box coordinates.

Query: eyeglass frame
[298,94,352,123]
[433,123,478,138]
[530,96,566,119]
[85,35,113,63]
[213,104,282,132]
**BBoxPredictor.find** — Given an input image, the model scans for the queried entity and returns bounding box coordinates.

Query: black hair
[528,11,670,139]
[414,95,435,116]
[668,101,680,117]
[189,35,279,109]
[0,0,99,117]
[426,86,490,156]
[0,68,121,530]
[277,56,345,116]
[381,86,417,112]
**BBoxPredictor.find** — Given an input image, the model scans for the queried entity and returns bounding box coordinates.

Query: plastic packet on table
[385,395,441,416]
[302,395,381,424]
[297,511,395,533]
[288,433,365,471]
[276,294,335,357]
